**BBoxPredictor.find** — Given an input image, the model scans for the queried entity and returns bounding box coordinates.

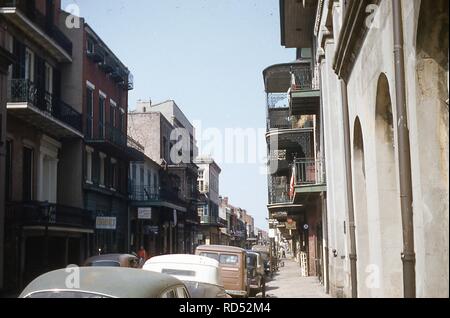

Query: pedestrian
[137,246,149,263]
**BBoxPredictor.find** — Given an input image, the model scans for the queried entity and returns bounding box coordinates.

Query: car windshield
[25,291,111,298]
[90,261,121,267]
[183,281,226,298]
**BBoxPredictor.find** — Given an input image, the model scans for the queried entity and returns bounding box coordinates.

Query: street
[261,259,331,299]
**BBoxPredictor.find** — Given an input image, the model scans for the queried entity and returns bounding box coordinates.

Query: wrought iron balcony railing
[0,0,73,56]
[5,201,95,229]
[87,121,128,149]
[290,66,314,91]
[200,215,226,226]
[8,79,82,132]
[129,185,182,204]
[294,158,326,186]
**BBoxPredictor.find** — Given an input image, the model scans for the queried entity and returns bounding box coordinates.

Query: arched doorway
[415,0,449,297]
[352,117,370,297]
[374,74,403,297]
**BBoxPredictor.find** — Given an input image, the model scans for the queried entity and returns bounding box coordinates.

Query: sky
[62,0,295,230]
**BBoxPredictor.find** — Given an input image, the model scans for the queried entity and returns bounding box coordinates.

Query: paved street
[263,259,331,298]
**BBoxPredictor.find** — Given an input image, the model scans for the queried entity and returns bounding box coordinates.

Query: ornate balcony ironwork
[294,158,326,186]
[5,201,95,229]
[8,79,82,132]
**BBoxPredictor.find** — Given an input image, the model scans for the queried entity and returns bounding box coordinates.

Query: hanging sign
[138,208,152,220]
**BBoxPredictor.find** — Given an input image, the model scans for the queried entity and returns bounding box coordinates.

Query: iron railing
[87,122,128,148]
[290,66,313,91]
[8,79,82,132]
[5,201,95,229]
[0,0,73,56]
[129,185,182,204]
[294,158,326,186]
[200,215,226,226]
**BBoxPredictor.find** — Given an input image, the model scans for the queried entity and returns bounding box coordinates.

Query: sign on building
[269,229,276,238]
[96,217,117,230]
[138,208,152,220]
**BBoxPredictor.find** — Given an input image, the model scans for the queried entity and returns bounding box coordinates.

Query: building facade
[278,0,449,298]
[0,0,93,292]
[195,156,225,245]
[128,100,200,255]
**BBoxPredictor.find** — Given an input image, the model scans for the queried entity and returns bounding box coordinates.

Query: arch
[352,117,370,297]
[374,73,403,297]
[414,0,449,297]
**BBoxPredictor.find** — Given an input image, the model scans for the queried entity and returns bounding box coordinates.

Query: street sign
[96,217,116,230]
[138,208,152,220]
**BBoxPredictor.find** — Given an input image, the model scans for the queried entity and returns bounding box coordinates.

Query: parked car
[83,253,140,268]
[143,254,229,298]
[251,245,271,276]
[246,251,266,297]
[19,267,190,298]
[195,245,249,298]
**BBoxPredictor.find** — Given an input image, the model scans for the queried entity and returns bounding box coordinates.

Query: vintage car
[83,254,140,268]
[251,245,271,276]
[143,254,229,298]
[19,267,190,298]
[195,245,249,298]
[246,251,266,297]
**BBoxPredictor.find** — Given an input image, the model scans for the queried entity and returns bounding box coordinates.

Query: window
[44,63,53,111]
[199,252,219,262]
[147,171,152,187]
[111,158,118,190]
[219,254,239,265]
[23,147,34,201]
[25,48,34,81]
[5,140,12,201]
[110,100,117,128]
[87,38,95,54]
[99,95,105,139]
[85,147,93,183]
[86,88,94,138]
[119,109,125,132]
[99,153,106,187]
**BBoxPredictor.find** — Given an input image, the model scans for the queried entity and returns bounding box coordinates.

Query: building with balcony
[310,0,449,298]
[194,156,224,246]
[263,53,327,282]
[128,100,200,255]
[0,0,91,292]
[56,11,138,258]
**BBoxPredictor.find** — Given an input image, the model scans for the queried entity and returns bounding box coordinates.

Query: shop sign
[286,221,297,230]
[138,208,152,220]
[96,217,116,230]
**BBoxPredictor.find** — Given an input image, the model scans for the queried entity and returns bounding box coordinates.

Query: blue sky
[62,0,295,230]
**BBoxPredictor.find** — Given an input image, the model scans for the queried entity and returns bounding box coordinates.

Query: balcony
[7,79,83,138]
[292,158,327,201]
[86,122,142,160]
[264,62,320,118]
[200,215,226,227]
[129,185,187,212]
[267,158,326,208]
[5,201,95,230]
[0,0,72,62]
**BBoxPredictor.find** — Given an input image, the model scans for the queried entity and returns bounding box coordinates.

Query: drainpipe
[340,80,358,298]
[392,0,416,298]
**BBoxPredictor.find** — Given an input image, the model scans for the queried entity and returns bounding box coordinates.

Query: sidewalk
[263,259,331,298]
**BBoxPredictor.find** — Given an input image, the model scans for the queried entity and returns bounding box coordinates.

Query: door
[22,147,34,201]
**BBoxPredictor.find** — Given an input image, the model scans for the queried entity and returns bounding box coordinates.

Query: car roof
[19,267,184,298]
[145,254,220,267]
[84,254,136,264]
[196,245,246,253]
